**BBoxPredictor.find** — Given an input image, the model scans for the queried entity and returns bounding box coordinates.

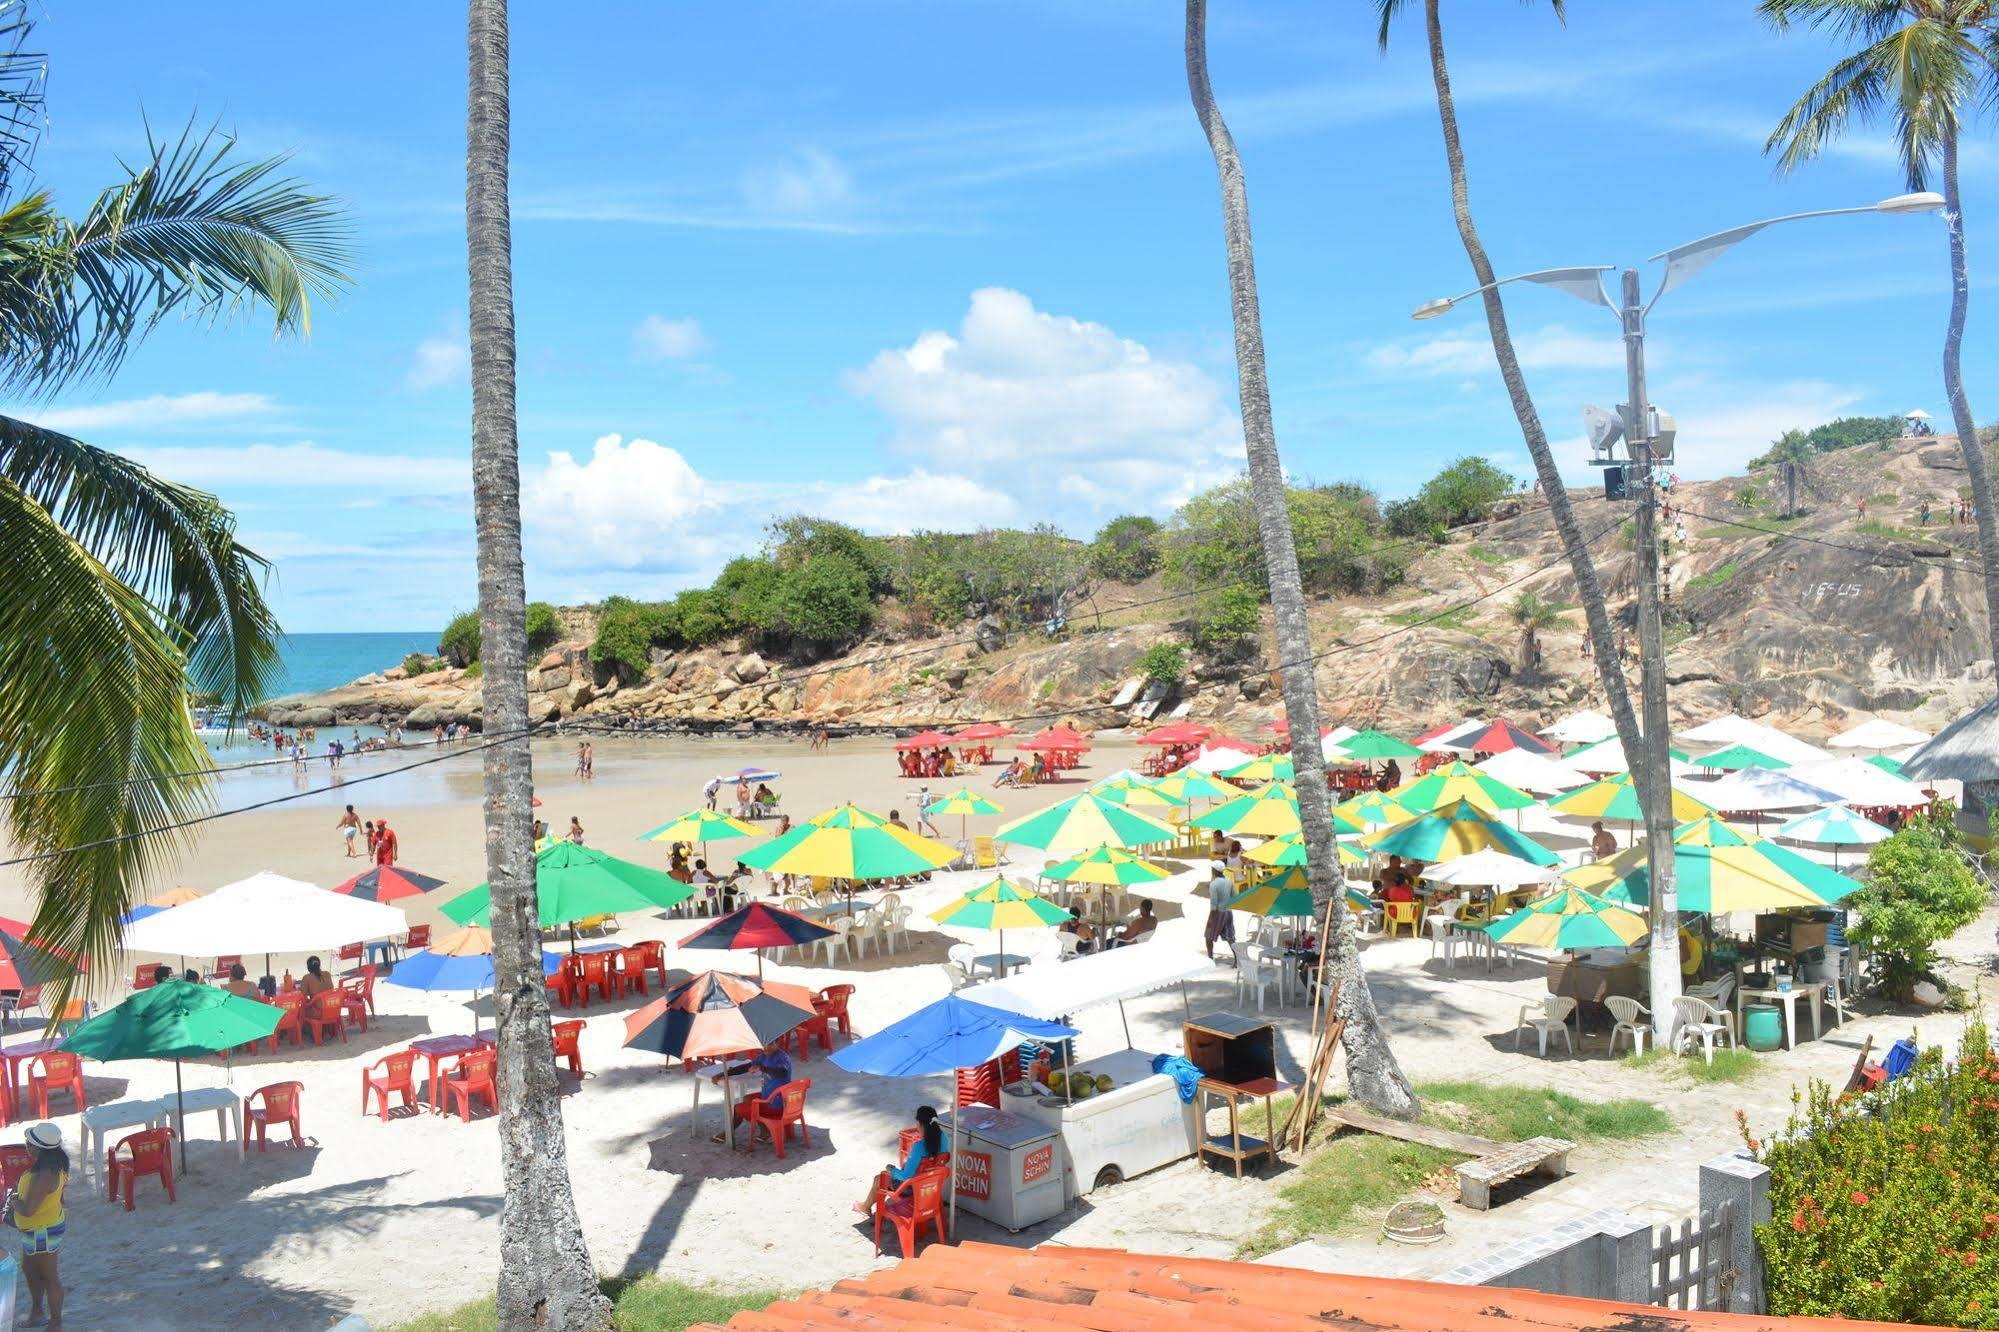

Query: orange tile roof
[695,1243,1950,1331]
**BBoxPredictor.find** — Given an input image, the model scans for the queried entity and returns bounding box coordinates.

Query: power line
[0,735,431,803]
[1672,504,1987,577]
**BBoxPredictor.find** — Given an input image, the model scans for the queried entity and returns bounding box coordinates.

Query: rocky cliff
[260,437,1993,740]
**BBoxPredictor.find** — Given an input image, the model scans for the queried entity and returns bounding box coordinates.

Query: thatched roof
[1900,695,1999,784]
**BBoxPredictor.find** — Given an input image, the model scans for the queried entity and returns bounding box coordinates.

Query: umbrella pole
[175,1058,187,1175]
[1119,998,1132,1050]
[948,1073,961,1236]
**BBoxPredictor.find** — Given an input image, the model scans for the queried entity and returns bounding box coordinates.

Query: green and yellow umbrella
[738,806,958,881]
[1332,729,1424,760]
[1565,815,1860,914]
[442,842,697,933]
[1335,790,1417,828]
[1040,844,1172,886]
[930,877,1070,962]
[1220,753,1294,785]
[1483,886,1648,950]
[1189,782,1306,838]
[1090,776,1178,808]
[1231,864,1373,916]
[1698,743,1789,772]
[808,802,892,828]
[996,790,1177,851]
[1244,831,1365,867]
[1361,797,1560,866]
[925,788,1004,841]
[1148,770,1239,803]
[637,807,763,846]
[1547,773,1714,825]
[1388,761,1536,815]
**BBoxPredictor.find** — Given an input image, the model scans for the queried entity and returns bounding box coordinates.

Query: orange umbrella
[622,970,819,1062]
[1018,725,1092,752]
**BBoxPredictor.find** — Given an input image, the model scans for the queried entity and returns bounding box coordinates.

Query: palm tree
[0,5,349,993]
[464,3,611,1327]
[1762,0,1999,672]
[1377,0,1677,1041]
[1764,429,1814,518]
[1186,0,1417,1118]
[1507,590,1563,678]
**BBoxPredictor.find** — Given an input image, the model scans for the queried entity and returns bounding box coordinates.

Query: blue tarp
[831,994,1077,1078]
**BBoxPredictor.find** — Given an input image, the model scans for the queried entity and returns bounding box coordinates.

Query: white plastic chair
[1425,896,1469,959]
[780,895,811,913]
[818,922,853,967]
[1606,995,1650,1056]
[883,906,911,954]
[1671,995,1737,1064]
[1513,995,1577,1057]
[1230,941,1281,1011]
[877,891,902,916]
[940,960,973,991]
[1055,932,1081,961]
[851,910,886,961]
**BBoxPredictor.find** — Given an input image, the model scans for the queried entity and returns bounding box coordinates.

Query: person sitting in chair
[855,1105,945,1218]
[1110,900,1157,948]
[722,1044,793,1144]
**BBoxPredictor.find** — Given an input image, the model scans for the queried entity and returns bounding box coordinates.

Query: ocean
[265,631,438,699]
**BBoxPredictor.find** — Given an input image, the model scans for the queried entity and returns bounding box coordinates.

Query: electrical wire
[1672,504,1987,577]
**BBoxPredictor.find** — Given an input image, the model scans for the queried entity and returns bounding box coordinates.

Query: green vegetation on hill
[1749,415,1902,465]
[438,602,561,667]
[1383,455,1516,538]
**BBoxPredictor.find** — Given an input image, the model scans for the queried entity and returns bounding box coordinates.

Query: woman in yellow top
[12,1121,66,1328]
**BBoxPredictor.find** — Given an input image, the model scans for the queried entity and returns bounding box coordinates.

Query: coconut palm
[1377,0,1678,1040]
[464,4,610,1327]
[0,4,349,993]
[1764,428,1814,518]
[1186,0,1416,1118]
[1507,590,1563,678]
[1761,0,1999,671]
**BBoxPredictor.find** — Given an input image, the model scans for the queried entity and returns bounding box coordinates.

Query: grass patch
[1387,605,1476,633]
[391,1277,787,1332]
[1854,519,1935,543]
[1684,560,1738,596]
[1870,492,1900,506]
[1244,1080,1669,1254]
[1620,1046,1759,1083]
[1465,543,1510,566]
[1697,515,1804,539]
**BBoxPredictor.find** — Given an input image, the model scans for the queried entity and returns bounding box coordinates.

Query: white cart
[1011,1047,1197,1194]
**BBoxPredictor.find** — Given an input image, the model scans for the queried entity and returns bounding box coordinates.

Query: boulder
[1237,676,1269,700]
[974,616,1005,653]
[649,648,678,678]
[730,652,769,684]
[939,664,969,689]
[567,681,595,710]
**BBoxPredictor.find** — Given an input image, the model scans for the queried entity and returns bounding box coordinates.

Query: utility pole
[1618,266,1682,1038]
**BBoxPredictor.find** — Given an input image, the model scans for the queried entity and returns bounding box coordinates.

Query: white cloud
[16,391,278,431]
[1651,378,1867,480]
[632,314,708,361]
[524,433,717,572]
[1364,324,1623,378]
[407,331,468,390]
[846,287,1242,514]
[742,148,855,217]
[119,441,468,491]
[809,470,1020,533]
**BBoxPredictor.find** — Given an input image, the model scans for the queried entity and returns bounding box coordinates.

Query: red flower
[1851,1191,1870,1206]
[1965,1252,1981,1268]
[1792,1212,1809,1232]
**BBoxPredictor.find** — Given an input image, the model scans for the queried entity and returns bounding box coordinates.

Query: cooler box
[1013,1047,1198,1196]
[943,1104,1064,1232]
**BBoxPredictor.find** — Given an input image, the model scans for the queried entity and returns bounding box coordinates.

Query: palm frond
[1758,0,1918,43]
[0,0,45,198]
[0,413,281,714]
[2,119,352,393]
[1766,43,1893,173]
[0,475,216,1010]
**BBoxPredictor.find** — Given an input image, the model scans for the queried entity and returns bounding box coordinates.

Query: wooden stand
[1196,1076,1290,1178]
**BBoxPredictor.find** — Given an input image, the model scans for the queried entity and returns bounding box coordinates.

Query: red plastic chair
[210,953,242,982]
[544,964,576,1010]
[443,1050,498,1121]
[131,964,159,992]
[737,1078,812,1159]
[635,940,667,988]
[106,1127,175,1211]
[271,993,306,1050]
[791,1008,832,1061]
[578,953,620,1005]
[617,947,651,996]
[551,1020,585,1076]
[27,1052,85,1118]
[404,924,432,952]
[0,1145,29,1194]
[875,1164,949,1256]
[816,984,856,1039]
[361,1051,418,1121]
[245,1081,304,1151]
[300,992,347,1045]
[338,969,375,1031]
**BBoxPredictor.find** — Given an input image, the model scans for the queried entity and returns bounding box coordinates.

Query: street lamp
[1409,190,1943,1040]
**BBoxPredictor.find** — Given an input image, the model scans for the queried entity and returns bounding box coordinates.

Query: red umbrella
[331,864,448,904]
[953,722,1012,741]
[894,730,959,751]
[1138,721,1213,746]
[678,904,834,977]
[1018,725,1092,752]
[0,918,82,991]
[622,971,819,1062]
[1203,734,1261,755]
[1455,719,1557,757]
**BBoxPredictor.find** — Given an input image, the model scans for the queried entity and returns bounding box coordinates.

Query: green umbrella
[1484,887,1648,950]
[1189,782,1308,838]
[1361,797,1560,866]
[442,841,696,934]
[1388,761,1537,814]
[929,877,1071,966]
[1089,777,1178,809]
[995,791,1178,851]
[64,979,282,1172]
[1147,770,1239,803]
[1334,790,1416,828]
[1332,729,1424,760]
[1698,743,1789,772]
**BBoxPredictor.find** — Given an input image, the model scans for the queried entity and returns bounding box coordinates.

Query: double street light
[1410,191,1944,1037]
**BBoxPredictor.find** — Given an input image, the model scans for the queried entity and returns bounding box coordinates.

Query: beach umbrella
[1039,843,1173,921]
[1361,798,1560,867]
[1219,753,1294,785]
[623,970,819,1061]
[64,980,280,1171]
[1830,718,1931,751]
[0,918,83,992]
[330,864,449,904]
[1698,743,1788,772]
[1227,866,1319,919]
[1203,733,1263,755]
[1471,749,1592,796]
[1413,719,1480,752]
[1484,887,1648,951]
[1090,777,1178,809]
[1189,782,1308,839]
[1543,710,1618,745]
[1788,758,1930,808]
[1451,719,1558,757]
[1243,832,1365,868]
[715,766,782,784]
[679,903,835,978]
[894,730,959,751]
[122,872,408,979]
[954,722,1013,742]
[1388,761,1537,815]
[441,842,696,935]
[1774,805,1893,869]
[738,805,957,882]
[1334,790,1417,827]
[384,925,563,992]
[1564,737,1696,776]
[1333,729,1424,760]
[1419,847,1559,888]
[1017,725,1092,753]
[637,808,763,846]
[1546,773,1714,827]
[1147,769,1239,804]
[1566,815,1860,913]
[995,791,1177,851]
[1138,721,1212,746]
[926,787,1004,841]
[119,887,202,927]
[1866,753,1908,775]
[930,877,1069,968]
[1697,767,1845,816]
[1679,717,1830,766]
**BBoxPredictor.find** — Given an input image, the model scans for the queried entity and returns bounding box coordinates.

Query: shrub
[524,601,562,655]
[710,556,783,635]
[762,554,874,651]
[1136,642,1186,684]
[1193,585,1262,650]
[1089,515,1164,582]
[401,653,441,676]
[1746,1022,1999,1325]
[438,610,481,667]
[590,596,675,681]
[1164,477,1398,601]
[671,587,732,646]
[1847,814,1985,1000]
[766,514,891,593]
[1416,455,1515,527]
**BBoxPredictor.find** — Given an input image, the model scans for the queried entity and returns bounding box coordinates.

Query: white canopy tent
[1789,757,1931,808]
[1472,749,1592,796]
[1692,767,1844,813]
[1544,711,1618,746]
[1679,716,1831,766]
[962,942,1221,1024]
[1565,737,1698,778]
[1420,848,1558,888]
[1828,718,1932,752]
[121,870,409,958]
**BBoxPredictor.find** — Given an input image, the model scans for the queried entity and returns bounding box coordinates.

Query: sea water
[203,631,432,764]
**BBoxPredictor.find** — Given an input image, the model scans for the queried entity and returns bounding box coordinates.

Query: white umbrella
[1828,719,1931,752]
[1564,737,1698,778]
[1789,758,1930,808]
[1420,848,1558,888]
[1906,408,1932,421]
[1188,745,1254,775]
[1695,767,1845,814]
[121,871,408,958]
[1543,710,1618,746]
[1677,717,1830,766]
[1473,750,1592,796]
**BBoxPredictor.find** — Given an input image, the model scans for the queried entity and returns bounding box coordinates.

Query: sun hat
[23,1123,60,1150]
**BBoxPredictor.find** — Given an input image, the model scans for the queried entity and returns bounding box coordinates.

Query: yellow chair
[573,913,618,935]
[1384,901,1422,939]
[973,836,1005,869]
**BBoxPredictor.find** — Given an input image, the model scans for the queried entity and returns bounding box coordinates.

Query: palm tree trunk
[466,3,611,1327]
[1941,130,1999,674]
[1186,0,1416,1119]
[1417,0,1642,756]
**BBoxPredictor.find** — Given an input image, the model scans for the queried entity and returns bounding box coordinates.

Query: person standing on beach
[374,818,399,867]
[1204,864,1236,962]
[567,817,585,844]
[702,775,722,811]
[914,785,939,839]
[337,805,361,858]
[582,742,594,780]
[12,1121,67,1328]
[575,742,588,778]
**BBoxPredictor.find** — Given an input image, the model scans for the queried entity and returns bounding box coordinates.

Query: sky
[15,1,1991,631]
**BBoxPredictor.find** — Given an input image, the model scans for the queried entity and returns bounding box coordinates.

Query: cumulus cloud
[407,331,468,390]
[18,391,278,431]
[743,148,855,217]
[525,433,718,572]
[1363,324,1623,378]
[632,314,709,361]
[808,469,1019,533]
[845,287,1242,514]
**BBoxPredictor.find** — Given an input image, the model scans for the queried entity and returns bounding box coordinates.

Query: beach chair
[106,1128,175,1211]
[876,1166,948,1257]
[27,1052,85,1118]
[972,836,1005,868]
[545,964,577,1010]
[1383,901,1422,939]
[737,1079,812,1159]
[1671,995,1737,1065]
[850,911,887,961]
[0,1145,29,1196]
[301,992,347,1045]
[361,1052,418,1121]
[818,922,854,967]
[790,1005,832,1061]
[884,905,912,954]
[1513,996,1577,1057]
[210,954,243,983]
[245,1081,304,1152]
[618,946,652,996]
[576,953,621,1006]
[340,965,377,1020]
[131,963,159,992]
[1606,996,1650,1057]
[1424,896,1470,958]
[442,1050,499,1122]
[551,1020,585,1076]
[816,985,855,1040]
[940,961,973,992]
[271,993,306,1050]
[404,924,432,953]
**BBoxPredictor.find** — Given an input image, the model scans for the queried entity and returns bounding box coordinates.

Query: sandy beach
[0,732,1989,1329]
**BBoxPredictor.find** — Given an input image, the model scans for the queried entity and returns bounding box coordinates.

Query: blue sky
[17,1,1988,631]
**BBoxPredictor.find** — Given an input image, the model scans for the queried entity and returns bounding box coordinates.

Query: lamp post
[1412,192,1943,1040]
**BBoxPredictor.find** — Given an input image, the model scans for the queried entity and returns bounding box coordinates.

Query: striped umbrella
[995,791,1177,851]
[1775,805,1892,868]
[1388,761,1537,815]
[925,787,1005,841]
[1190,782,1307,839]
[738,808,957,881]
[1361,798,1560,866]
[1484,887,1648,950]
[1220,753,1294,785]
[1699,743,1789,772]
[1243,832,1365,867]
[1147,770,1239,803]
[678,903,836,978]
[441,842,696,934]
[638,808,764,846]
[1334,791,1417,828]
[1331,729,1424,760]
[930,877,1070,963]
[1040,844,1172,886]
[1546,773,1714,825]
[1565,815,1860,913]
[331,864,448,904]
[1231,864,1374,915]
[1090,777,1179,809]
[622,970,819,1062]
[1865,754,1906,774]
[0,917,82,991]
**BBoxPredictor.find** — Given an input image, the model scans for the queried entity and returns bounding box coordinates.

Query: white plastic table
[80,1097,166,1182]
[159,1086,245,1162]
[1736,982,1825,1050]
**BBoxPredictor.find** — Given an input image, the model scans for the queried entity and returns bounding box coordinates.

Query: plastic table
[159,1086,245,1164]
[409,1035,485,1111]
[81,1097,167,1182]
[1735,981,1825,1050]
[972,952,1029,979]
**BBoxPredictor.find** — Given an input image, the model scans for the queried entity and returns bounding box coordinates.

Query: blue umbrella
[385,947,563,992]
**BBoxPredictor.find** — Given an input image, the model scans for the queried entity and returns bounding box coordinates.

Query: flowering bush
[1743,1022,1999,1327]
